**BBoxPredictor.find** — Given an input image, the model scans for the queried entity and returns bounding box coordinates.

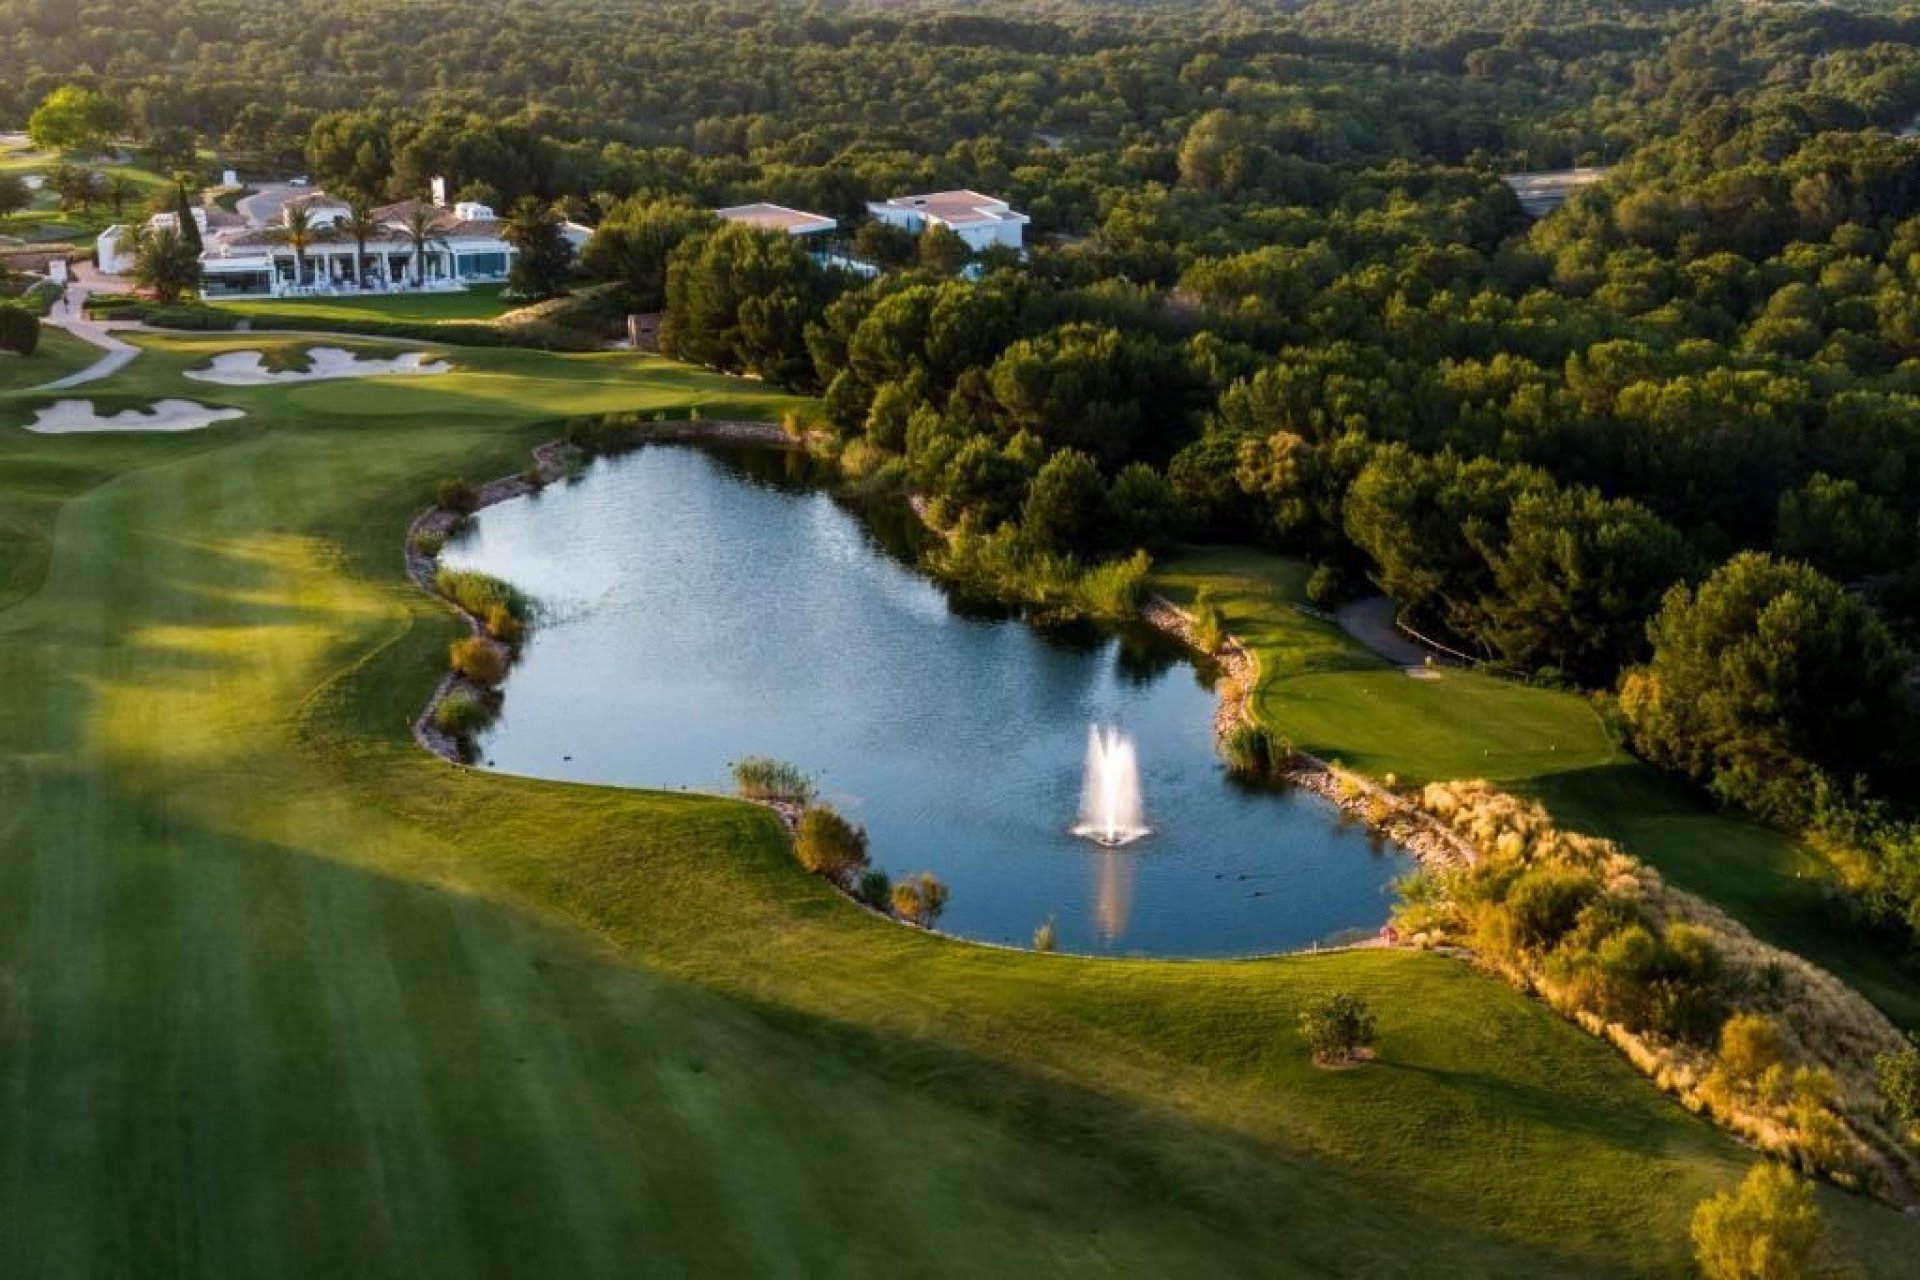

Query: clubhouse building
[96,182,584,299]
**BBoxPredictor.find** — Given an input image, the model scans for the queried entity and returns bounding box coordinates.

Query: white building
[96,184,532,299]
[865,190,1027,253]
[715,202,837,237]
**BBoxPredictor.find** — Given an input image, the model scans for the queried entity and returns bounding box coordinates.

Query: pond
[441,444,1413,957]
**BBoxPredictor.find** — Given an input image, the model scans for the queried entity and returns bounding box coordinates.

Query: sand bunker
[25,399,246,434]
[185,346,452,386]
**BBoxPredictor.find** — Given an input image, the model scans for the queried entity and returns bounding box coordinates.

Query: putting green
[0,337,1914,1274]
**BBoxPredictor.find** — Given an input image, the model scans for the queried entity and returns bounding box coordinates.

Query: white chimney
[430,176,448,208]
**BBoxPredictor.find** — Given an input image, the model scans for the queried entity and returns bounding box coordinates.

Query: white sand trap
[26,399,246,434]
[185,346,453,386]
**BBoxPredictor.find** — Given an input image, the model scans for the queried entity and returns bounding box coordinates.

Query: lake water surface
[443,445,1412,956]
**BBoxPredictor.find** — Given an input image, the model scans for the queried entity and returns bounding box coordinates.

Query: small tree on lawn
[0,172,31,219]
[1298,991,1377,1066]
[891,872,949,928]
[793,806,869,885]
[1690,1163,1823,1280]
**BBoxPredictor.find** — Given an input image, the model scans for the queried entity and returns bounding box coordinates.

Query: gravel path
[1335,596,1439,667]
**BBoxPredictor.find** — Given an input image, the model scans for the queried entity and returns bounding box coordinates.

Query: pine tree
[171,180,203,254]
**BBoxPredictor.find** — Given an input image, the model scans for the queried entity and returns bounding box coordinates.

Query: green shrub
[854,868,892,911]
[1875,1035,1920,1131]
[731,756,816,804]
[449,635,509,686]
[1299,991,1378,1065]
[0,303,40,355]
[1502,867,1601,956]
[144,304,243,331]
[1032,916,1058,953]
[891,872,949,928]
[435,478,478,514]
[794,806,869,884]
[1690,1163,1823,1280]
[410,527,447,557]
[1559,920,1724,1043]
[432,690,494,736]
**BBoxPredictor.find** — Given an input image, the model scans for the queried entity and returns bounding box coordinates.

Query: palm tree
[399,205,448,287]
[105,173,140,218]
[282,204,315,289]
[342,194,381,289]
[133,225,201,304]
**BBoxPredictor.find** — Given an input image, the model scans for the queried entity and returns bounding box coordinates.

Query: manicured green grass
[0,347,1913,1274]
[0,326,99,393]
[1155,546,1920,1029]
[212,287,513,325]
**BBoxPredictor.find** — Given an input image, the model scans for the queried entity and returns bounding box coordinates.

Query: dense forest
[7,0,1920,944]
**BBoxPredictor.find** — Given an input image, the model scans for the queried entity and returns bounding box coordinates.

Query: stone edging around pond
[1139,593,1478,876]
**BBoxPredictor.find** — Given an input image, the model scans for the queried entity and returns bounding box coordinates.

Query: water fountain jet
[1071,724,1149,847]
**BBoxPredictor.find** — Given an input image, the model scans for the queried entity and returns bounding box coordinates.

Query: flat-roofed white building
[715,202,837,237]
[865,190,1027,252]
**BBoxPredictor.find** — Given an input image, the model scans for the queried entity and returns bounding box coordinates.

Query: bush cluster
[1298,992,1378,1065]
[449,635,509,686]
[1404,782,1909,1192]
[432,689,495,736]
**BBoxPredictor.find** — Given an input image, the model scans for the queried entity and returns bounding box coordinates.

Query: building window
[458,251,508,279]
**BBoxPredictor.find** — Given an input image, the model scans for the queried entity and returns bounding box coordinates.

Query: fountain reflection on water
[1071,724,1150,847]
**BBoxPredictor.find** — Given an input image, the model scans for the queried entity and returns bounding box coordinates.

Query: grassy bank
[0,326,100,393]
[1153,547,1920,1030]
[0,338,1914,1274]
[211,286,512,325]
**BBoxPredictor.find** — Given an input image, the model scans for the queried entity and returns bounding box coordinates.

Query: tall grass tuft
[731,756,817,805]
[434,567,530,634]
[1221,722,1292,780]
[1191,586,1225,653]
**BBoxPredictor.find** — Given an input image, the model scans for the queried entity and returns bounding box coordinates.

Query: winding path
[30,276,141,391]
